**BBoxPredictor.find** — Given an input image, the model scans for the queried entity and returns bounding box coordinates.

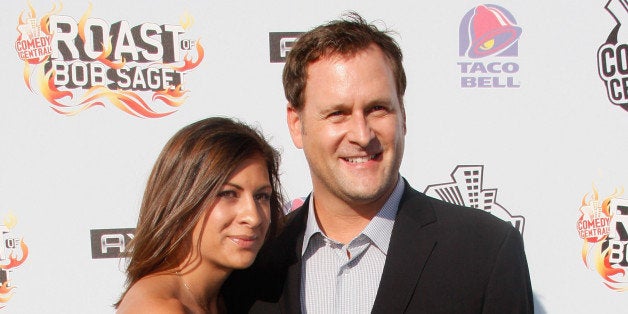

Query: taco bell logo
[458,4,522,88]
[598,0,628,112]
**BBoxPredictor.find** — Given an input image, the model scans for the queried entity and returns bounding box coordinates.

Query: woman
[115,117,284,313]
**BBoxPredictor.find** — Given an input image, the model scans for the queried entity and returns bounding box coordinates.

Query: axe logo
[90,228,135,259]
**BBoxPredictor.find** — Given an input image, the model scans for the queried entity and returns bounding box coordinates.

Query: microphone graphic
[604,0,628,44]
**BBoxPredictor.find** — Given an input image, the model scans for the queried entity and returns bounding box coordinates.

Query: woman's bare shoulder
[117,274,184,314]
[117,297,185,314]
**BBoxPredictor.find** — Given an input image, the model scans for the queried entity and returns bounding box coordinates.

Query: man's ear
[286,103,303,149]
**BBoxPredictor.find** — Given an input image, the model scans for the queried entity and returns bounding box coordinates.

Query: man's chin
[337,185,390,205]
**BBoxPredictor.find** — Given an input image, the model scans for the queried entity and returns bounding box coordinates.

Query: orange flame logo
[578,185,628,291]
[17,3,204,118]
[0,282,16,308]
[0,240,29,271]
[0,213,28,307]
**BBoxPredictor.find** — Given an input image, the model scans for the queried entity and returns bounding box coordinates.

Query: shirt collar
[301,175,405,256]
[302,195,323,256]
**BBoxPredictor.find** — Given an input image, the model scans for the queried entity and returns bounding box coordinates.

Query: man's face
[287,44,406,210]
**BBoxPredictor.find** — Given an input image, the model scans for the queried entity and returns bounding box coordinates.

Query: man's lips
[341,153,382,163]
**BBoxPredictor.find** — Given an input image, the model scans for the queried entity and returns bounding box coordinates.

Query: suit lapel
[277,197,309,314]
[279,252,302,313]
[371,185,438,314]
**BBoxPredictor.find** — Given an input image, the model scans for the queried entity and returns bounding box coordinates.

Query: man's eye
[369,105,387,113]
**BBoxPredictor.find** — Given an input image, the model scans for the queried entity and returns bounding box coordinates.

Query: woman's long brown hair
[114,117,283,307]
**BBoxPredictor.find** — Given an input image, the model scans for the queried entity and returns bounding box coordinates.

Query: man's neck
[311,190,391,244]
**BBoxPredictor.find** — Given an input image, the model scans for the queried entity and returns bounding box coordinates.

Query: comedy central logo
[458,4,522,88]
[577,185,628,291]
[0,212,28,308]
[598,0,628,112]
[424,165,525,234]
[15,2,204,118]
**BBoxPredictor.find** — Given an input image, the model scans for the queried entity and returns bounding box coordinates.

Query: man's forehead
[309,44,384,67]
[304,47,392,86]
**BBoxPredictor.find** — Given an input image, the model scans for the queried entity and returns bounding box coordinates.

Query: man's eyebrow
[365,98,393,107]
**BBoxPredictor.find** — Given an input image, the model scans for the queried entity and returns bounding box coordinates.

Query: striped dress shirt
[300,177,405,314]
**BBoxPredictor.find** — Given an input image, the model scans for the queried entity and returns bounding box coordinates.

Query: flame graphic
[3,214,17,230]
[0,281,15,306]
[77,3,125,70]
[582,242,623,287]
[32,38,182,118]
[23,61,33,91]
[595,244,627,291]
[579,185,628,291]
[18,2,59,89]
[18,4,203,117]
[577,184,619,243]
[153,85,188,107]
[16,2,59,64]
[172,39,204,72]
[39,65,192,118]
[39,2,61,37]
[0,240,29,271]
[581,185,624,215]
[0,212,28,307]
[95,37,127,70]
[75,86,175,118]
[39,67,73,107]
[77,3,93,41]
[180,12,194,30]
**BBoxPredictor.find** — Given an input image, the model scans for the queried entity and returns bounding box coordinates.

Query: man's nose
[347,115,375,147]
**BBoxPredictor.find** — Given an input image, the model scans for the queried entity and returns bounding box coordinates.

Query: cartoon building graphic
[425,165,525,234]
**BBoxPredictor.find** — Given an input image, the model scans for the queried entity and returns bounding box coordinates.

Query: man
[223,12,533,313]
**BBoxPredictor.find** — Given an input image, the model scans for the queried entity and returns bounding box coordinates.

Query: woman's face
[194,156,272,271]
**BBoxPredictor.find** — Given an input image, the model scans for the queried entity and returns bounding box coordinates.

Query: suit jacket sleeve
[482,226,533,313]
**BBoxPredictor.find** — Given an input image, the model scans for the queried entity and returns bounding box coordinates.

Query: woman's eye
[218,190,237,198]
[255,193,271,202]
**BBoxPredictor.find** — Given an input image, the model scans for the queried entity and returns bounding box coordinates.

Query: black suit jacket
[223,182,533,313]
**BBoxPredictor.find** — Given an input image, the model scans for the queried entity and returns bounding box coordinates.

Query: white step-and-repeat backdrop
[0,0,627,312]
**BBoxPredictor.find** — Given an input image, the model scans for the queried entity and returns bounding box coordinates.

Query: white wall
[0,0,626,312]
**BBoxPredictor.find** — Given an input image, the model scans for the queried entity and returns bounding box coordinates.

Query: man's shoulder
[399,184,516,237]
[396,183,524,268]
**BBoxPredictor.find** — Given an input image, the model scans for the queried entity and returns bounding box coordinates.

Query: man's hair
[283,12,406,111]
[115,117,284,307]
